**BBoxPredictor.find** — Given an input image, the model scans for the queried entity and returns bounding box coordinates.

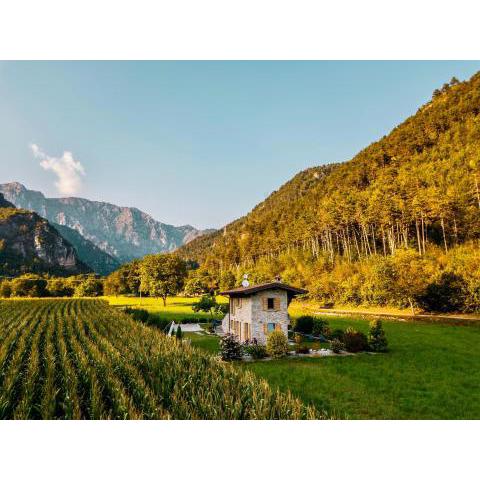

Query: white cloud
[30,144,86,195]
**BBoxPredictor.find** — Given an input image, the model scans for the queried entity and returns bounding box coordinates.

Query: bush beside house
[266,331,289,358]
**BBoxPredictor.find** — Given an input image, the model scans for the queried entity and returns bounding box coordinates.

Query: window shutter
[274,298,281,311]
[263,324,267,334]
[275,323,281,331]
[262,297,267,311]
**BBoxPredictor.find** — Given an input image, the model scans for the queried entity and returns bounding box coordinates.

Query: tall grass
[0,299,318,419]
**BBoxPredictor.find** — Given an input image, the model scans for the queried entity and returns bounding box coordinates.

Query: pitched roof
[219,281,307,297]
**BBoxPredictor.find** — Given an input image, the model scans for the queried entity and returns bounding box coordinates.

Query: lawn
[243,316,480,419]
[183,331,220,354]
[106,295,480,419]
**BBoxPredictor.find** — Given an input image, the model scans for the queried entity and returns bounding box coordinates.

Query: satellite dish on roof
[242,274,250,288]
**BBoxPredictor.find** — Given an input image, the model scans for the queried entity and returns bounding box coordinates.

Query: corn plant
[0,299,319,419]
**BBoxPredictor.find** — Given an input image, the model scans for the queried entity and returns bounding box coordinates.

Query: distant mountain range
[0,183,214,274]
[0,193,90,276]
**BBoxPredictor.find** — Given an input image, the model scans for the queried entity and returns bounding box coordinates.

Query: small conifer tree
[368,320,388,352]
[176,325,183,341]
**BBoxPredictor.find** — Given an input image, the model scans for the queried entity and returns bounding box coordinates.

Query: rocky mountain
[0,194,91,276]
[53,223,120,275]
[0,183,214,264]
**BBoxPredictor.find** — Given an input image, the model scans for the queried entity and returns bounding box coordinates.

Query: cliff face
[53,223,120,275]
[0,195,90,276]
[0,183,214,263]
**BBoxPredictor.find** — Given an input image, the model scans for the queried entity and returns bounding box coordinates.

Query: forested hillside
[178,73,480,312]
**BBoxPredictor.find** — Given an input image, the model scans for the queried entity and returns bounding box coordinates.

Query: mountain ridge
[0,182,215,265]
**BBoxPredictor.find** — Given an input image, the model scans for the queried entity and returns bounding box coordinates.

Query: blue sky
[1,61,479,229]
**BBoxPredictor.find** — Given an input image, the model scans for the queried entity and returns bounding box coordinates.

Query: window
[235,298,242,309]
[243,323,250,341]
[267,323,276,332]
[267,298,275,310]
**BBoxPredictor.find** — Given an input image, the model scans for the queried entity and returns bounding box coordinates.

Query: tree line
[0,274,104,298]
[0,253,190,302]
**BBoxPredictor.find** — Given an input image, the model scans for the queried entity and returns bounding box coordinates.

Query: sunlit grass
[104,295,228,322]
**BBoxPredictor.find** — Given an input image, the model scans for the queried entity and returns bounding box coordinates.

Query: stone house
[219,281,307,344]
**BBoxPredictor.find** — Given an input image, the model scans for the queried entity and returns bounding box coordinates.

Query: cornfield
[0,299,317,419]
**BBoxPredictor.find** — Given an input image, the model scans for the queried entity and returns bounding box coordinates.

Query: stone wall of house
[251,289,289,345]
[223,288,291,344]
[221,314,229,333]
[226,296,253,342]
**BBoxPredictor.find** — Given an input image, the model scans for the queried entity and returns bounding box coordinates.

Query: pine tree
[176,325,183,341]
[368,320,388,352]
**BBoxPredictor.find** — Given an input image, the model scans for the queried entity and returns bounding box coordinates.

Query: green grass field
[107,296,480,419]
[184,332,221,354]
[244,316,480,419]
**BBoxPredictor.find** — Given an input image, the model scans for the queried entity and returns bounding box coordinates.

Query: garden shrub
[329,328,345,341]
[295,344,310,354]
[294,332,303,344]
[368,320,388,352]
[293,315,314,334]
[312,318,330,337]
[243,342,267,359]
[343,327,369,353]
[266,331,289,358]
[330,338,345,353]
[220,333,243,361]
